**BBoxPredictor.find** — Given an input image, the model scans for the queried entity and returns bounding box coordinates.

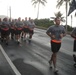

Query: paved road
[0,46,16,75]
[0,28,76,75]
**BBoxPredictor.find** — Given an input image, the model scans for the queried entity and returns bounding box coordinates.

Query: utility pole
[9,6,11,22]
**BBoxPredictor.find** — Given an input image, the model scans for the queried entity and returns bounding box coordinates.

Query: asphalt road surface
[0,28,76,75]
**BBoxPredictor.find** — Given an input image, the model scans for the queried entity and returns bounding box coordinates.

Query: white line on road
[0,45,21,75]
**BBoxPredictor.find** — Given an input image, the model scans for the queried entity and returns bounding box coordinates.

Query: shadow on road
[13,58,44,75]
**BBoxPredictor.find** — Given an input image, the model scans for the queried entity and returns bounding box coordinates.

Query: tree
[34,18,54,28]
[56,0,70,8]
[31,0,47,19]
[50,11,65,22]
[56,0,70,31]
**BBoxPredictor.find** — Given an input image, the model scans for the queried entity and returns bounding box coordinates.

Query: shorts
[23,28,29,33]
[10,29,15,34]
[29,29,34,34]
[73,40,76,52]
[51,41,61,53]
[1,29,10,37]
[15,29,22,35]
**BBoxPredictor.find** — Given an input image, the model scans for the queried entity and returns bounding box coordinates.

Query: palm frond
[40,1,45,6]
[57,0,61,2]
[56,0,64,8]
[61,17,65,22]
[50,17,55,19]
[42,0,47,3]
[55,11,63,17]
[54,11,65,22]
[31,0,37,2]
[32,1,38,5]
[57,0,71,8]
[40,0,47,6]
[50,11,65,22]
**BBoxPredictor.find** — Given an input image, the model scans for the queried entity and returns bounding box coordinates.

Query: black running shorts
[73,40,76,52]
[15,29,22,35]
[51,41,61,53]
[29,29,34,34]
[23,28,29,33]
[1,29,10,36]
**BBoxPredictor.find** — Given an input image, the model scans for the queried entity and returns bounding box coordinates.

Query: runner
[0,18,2,39]
[21,19,24,39]
[1,18,10,45]
[10,19,16,40]
[14,17,24,45]
[46,17,66,72]
[28,17,35,43]
[23,17,29,41]
[71,28,76,68]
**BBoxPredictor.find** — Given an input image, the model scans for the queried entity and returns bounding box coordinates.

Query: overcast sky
[0,0,76,27]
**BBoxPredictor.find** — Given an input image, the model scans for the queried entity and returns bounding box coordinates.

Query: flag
[68,0,76,16]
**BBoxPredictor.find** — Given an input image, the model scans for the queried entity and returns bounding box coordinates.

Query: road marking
[0,45,21,75]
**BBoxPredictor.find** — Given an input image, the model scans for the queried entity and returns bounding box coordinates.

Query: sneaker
[54,68,58,73]
[1,39,3,42]
[11,37,14,40]
[74,62,76,68]
[17,41,20,45]
[21,36,23,39]
[73,54,76,62]
[28,39,31,43]
[49,60,52,68]
[6,42,8,45]
[23,38,26,41]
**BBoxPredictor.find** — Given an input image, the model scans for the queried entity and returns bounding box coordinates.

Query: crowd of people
[0,16,76,73]
[0,17,35,45]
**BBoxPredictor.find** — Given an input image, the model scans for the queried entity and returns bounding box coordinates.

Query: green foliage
[31,0,47,7]
[34,18,54,28]
[67,25,73,31]
[34,18,73,32]
[51,11,65,22]
[31,0,47,19]
[64,25,73,31]
[57,0,70,8]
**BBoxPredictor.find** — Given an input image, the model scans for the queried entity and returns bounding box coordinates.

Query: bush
[34,18,54,28]
[34,18,73,32]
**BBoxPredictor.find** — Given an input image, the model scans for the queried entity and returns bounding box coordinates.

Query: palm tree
[55,11,65,22]
[56,0,71,8]
[50,11,65,22]
[31,0,47,19]
[56,0,70,31]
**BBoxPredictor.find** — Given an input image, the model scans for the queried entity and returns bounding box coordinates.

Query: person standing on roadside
[46,17,66,72]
